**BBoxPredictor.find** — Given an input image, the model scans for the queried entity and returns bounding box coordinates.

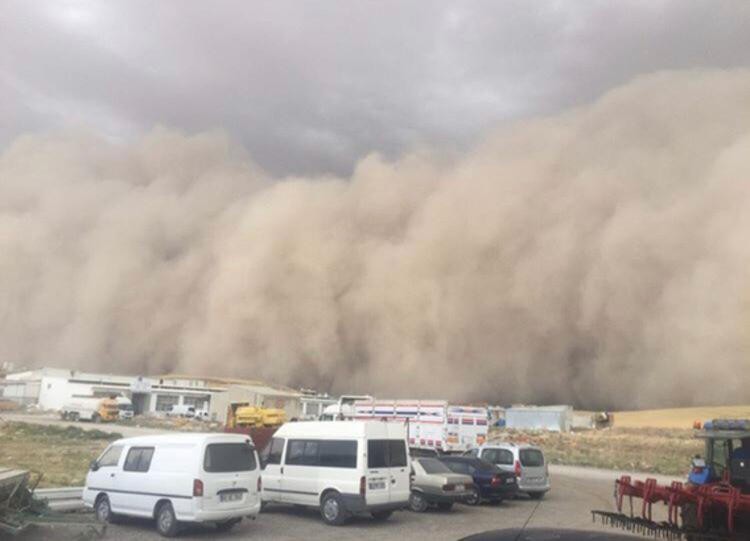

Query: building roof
[158,373,301,395]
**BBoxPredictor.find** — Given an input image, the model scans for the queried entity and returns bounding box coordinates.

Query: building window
[182,395,209,409]
[155,394,179,412]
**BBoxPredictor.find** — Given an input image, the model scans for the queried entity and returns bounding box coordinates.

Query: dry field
[0,421,120,487]
[613,405,750,429]
[491,427,703,476]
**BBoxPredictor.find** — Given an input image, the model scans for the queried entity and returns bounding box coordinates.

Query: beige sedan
[409,457,474,512]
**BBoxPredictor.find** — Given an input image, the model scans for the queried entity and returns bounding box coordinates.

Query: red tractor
[594,419,750,539]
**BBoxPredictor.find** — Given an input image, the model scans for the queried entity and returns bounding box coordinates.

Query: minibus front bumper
[340,495,407,514]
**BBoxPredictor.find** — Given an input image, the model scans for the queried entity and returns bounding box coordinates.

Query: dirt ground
[613,405,750,429]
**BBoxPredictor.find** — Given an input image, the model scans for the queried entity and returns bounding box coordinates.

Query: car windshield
[520,449,545,467]
[418,458,453,474]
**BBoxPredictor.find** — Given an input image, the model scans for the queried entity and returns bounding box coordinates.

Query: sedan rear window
[520,449,544,467]
[418,458,453,474]
[204,443,257,472]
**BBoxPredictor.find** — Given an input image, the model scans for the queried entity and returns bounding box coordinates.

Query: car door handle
[110,473,116,478]
[280,467,284,475]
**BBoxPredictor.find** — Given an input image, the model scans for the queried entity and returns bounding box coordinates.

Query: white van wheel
[95,495,113,523]
[155,502,179,537]
[320,492,349,526]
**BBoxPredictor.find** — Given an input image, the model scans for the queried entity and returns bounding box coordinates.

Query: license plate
[455,484,464,491]
[220,491,243,502]
[369,481,386,490]
[506,478,516,484]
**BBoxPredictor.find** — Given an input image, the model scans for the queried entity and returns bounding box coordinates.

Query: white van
[166,404,196,418]
[261,421,410,525]
[83,433,261,537]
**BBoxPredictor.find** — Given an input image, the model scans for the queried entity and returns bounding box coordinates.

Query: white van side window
[98,445,123,467]
[124,447,155,472]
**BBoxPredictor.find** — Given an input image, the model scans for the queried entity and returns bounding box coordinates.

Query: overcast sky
[2,1,750,176]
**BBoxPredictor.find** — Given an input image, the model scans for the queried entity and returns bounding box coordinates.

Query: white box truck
[353,400,489,454]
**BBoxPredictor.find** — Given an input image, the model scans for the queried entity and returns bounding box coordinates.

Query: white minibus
[261,421,410,525]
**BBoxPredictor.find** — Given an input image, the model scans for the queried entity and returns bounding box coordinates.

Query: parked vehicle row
[82,421,550,537]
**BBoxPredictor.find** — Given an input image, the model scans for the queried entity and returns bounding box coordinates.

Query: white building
[2,367,338,422]
[3,368,225,415]
[299,391,338,420]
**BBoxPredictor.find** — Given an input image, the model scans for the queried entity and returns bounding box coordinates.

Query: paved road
[19,474,639,541]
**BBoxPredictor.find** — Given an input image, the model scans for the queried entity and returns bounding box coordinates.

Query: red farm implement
[593,419,750,540]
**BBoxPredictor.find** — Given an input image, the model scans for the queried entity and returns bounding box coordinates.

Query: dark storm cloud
[2,1,750,175]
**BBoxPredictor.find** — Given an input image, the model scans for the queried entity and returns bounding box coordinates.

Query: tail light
[193,479,204,497]
[257,476,262,493]
[359,476,366,497]
[442,483,455,491]
[491,475,503,487]
[514,460,522,477]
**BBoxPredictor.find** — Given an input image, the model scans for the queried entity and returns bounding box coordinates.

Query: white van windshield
[204,443,257,472]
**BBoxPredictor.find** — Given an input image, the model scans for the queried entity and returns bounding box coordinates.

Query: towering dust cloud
[2,70,750,409]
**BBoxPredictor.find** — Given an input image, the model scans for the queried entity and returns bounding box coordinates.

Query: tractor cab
[690,419,750,490]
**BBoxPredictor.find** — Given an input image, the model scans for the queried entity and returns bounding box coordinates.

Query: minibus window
[204,443,257,472]
[388,440,407,467]
[287,440,320,466]
[263,438,285,466]
[123,447,154,472]
[318,440,357,468]
[368,440,407,468]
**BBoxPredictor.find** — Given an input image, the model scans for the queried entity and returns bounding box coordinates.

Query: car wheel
[320,492,349,526]
[92,413,101,423]
[436,501,454,511]
[528,491,545,500]
[465,487,481,506]
[95,495,112,523]
[371,510,393,521]
[155,501,179,537]
[70,412,79,422]
[215,518,241,532]
[409,492,429,513]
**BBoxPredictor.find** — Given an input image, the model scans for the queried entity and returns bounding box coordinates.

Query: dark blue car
[440,456,517,505]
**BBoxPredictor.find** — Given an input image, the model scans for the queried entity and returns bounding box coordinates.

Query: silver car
[409,457,474,512]
[466,443,550,499]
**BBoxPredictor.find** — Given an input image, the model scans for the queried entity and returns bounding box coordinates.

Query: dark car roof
[460,528,640,541]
